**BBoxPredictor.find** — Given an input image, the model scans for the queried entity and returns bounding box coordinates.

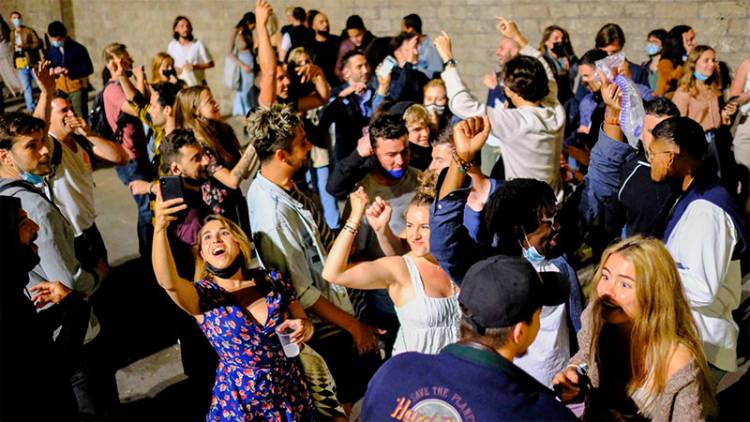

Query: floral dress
[194,269,314,421]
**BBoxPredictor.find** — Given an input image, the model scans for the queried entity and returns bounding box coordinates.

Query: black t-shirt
[408,141,432,171]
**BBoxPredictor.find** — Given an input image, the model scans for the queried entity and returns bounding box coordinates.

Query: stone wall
[2,0,749,111]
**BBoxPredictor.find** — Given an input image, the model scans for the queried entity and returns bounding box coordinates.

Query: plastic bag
[595,52,645,148]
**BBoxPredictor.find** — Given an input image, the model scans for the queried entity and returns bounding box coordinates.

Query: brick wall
[2,0,749,111]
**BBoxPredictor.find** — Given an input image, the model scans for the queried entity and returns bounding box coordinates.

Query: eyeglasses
[646,148,678,161]
[540,212,558,228]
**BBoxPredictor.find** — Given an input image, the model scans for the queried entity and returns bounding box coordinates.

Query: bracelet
[342,223,359,235]
[452,152,473,173]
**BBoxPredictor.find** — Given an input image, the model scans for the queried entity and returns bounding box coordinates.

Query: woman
[152,202,315,421]
[539,25,577,104]
[228,12,257,116]
[552,236,716,421]
[173,86,257,231]
[655,25,696,96]
[150,52,179,85]
[730,57,750,212]
[0,14,22,102]
[422,79,453,133]
[672,45,737,183]
[642,29,668,91]
[322,186,460,355]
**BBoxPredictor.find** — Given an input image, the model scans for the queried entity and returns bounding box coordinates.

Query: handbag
[223,35,241,90]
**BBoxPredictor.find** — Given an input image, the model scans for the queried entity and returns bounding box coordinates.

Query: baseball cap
[459,255,569,331]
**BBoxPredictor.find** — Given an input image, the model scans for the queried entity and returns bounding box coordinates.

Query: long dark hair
[235,12,255,46]
[661,25,692,67]
[172,16,194,41]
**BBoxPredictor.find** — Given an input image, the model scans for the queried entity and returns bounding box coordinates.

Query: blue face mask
[693,70,709,82]
[11,18,22,28]
[22,171,44,185]
[51,40,63,48]
[521,230,546,265]
[384,168,405,179]
[646,42,660,56]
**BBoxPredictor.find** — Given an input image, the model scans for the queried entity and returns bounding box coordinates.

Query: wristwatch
[443,58,457,68]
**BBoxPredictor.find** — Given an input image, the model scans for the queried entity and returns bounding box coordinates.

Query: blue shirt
[361,343,576,421]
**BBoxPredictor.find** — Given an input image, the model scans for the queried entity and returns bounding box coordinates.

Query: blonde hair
[194,215,253,280]
[589,236,716,416]
[102,42,127,63]
[423,78,446,93]
[266,12,279,36]
[287,47,311,66]
[404,104,432,128]
[173,86,238,166]
[150,52,174,84]
[678,45,721,97]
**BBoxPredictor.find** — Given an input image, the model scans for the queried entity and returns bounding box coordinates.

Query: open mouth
[211,246,225,257]
[600,299,622,312]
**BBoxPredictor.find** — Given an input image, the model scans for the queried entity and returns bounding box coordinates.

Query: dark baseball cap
[459,255,569,330]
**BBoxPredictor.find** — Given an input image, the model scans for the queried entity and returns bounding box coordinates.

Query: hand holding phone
[377,56,397,78]
[160,176,184,202]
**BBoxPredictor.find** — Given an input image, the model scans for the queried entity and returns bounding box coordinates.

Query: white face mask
[425,103,445,115]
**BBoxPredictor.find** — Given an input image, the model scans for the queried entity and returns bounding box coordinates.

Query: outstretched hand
[453,115,491,161]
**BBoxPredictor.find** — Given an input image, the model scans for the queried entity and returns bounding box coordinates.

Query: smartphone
[160,176,184,202]
[378,56,397,78]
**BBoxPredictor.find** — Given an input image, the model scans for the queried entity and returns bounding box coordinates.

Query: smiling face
[579,63,601,93]
[596,252,638,324]
[694,49,717,79]
[275,64,291,99]
[197,89,221,121]
[404,205,431,257]
[50,98,76,136]
[199,219,242,269]
[406,121,430,146]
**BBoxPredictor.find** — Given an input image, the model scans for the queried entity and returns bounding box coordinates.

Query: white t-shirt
[46,134,96,236]
[514,259,571,387]
[167,39,213,86]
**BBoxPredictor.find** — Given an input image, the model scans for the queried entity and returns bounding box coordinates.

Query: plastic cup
[275,323,300,358]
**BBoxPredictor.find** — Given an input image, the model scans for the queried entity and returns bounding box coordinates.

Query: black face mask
[205,253,245,279]
[19,244,40,272]
[551,42,567,57]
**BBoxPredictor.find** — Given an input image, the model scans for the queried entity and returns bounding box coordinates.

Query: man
[303,10,340,85]
[102,43,153,257]
[45,21,94,118]
[47,96,128,271]
[246,104,381,412]
[435,19,565,196]
[481,36,520,176]
[320,50,374,163]
[334,15,375,83]
[167,16,214,87]
[650,116,746,385]
[0,111,119,417]
[430,117,583,387]
[401,13,443,79]
[9,11,42,112]
[361,255,576,421]
[374,31,428,108]
[0,196,84,421]
[279,6,311,60]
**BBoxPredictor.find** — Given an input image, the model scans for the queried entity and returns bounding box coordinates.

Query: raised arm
[296,63,330,112]
[322,187,395,290]
[152,195,201,316]
[366,196,407,256]
[68,115,129,165]
[32,61,55,132]
[211,143,259,188]
[255,0,276,107]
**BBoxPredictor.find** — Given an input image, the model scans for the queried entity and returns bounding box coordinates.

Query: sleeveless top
[392,255,460,355]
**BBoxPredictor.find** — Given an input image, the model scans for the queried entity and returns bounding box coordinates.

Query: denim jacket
[247,173,354,318]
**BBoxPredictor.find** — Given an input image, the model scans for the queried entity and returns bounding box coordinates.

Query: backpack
[88,81,127,142]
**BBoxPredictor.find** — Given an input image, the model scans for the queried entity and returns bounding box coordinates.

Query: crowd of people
[1,1,749,420]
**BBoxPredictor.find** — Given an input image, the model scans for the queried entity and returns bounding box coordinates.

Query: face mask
[205,252,245,279]
[551,42,566,57]
[21,172,44,185]
[51,40,63,48]
[425,104,446,115]
[384,168,405,180]
[693,70,709,82]
[521,229,546,265]
[646,42,660,56]
[11,18,22,28]
[19,243,40,272]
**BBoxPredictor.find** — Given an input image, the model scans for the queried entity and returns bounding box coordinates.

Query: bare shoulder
[375,256,410,284]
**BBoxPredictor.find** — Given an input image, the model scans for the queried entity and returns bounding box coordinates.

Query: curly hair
[677,45,722,97]
[482,178,557,256]
[502,56,549,103]
[0,112,46,150]
[158,129,200,174]
[246,104,301,163]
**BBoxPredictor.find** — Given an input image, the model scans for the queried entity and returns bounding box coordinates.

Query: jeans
[17,66,35,111]
[115,156,154,257]
[232,51,256,116]
[308,165,341,230]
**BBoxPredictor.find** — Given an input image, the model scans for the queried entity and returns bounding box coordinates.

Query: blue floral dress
[194,269,314,421]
